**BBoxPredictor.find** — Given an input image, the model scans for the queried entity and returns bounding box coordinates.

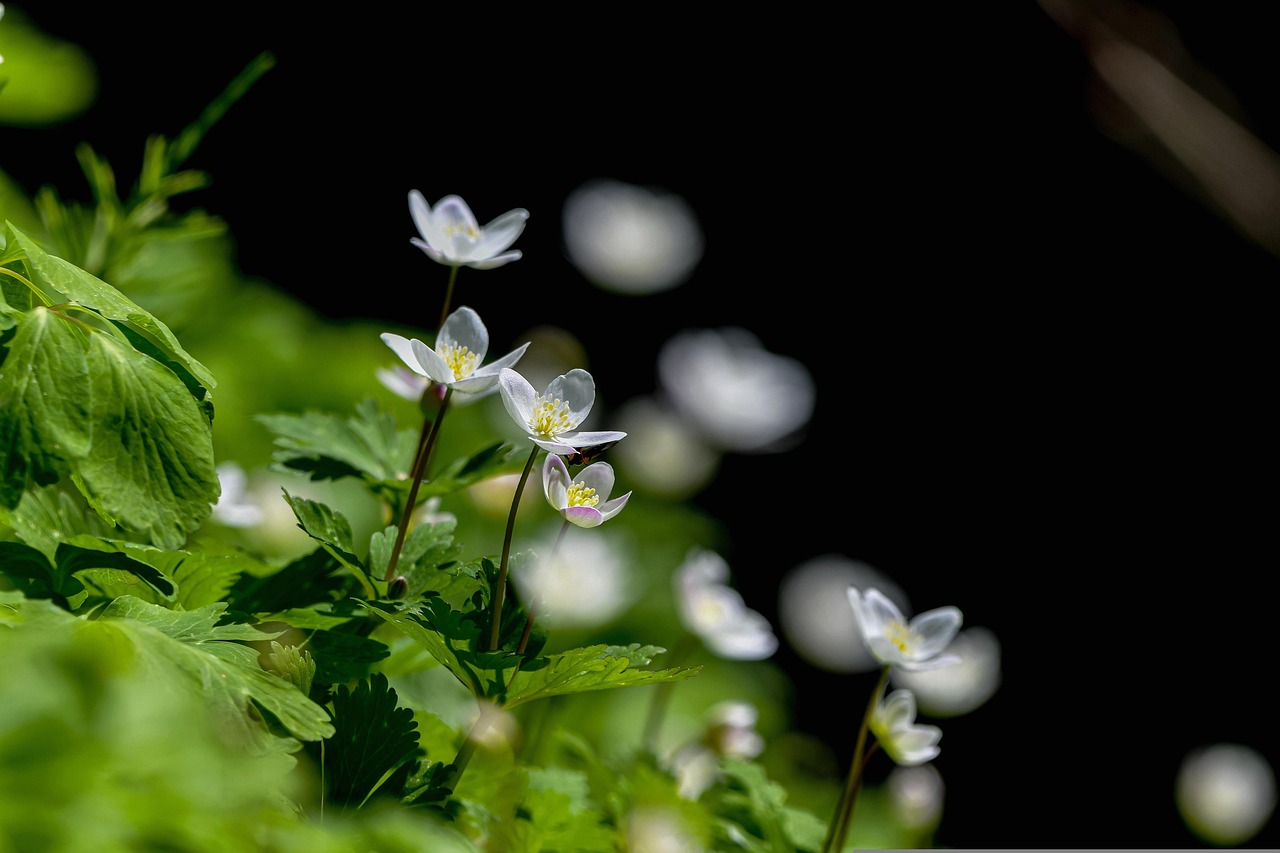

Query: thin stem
[438,265,459,329]
[642,633,697,751]
[442,701,496,792]
[487,444,541,651]
[823,666,890,853]
[504,520,572,692]
[383,387,452,583]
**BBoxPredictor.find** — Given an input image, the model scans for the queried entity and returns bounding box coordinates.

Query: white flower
[210,462,265,528]
[657,327,815,453]
[376,364,431,402]
[561,178,704,295]
[869,686,942,767]
[381,306,528,397]
[675,548,778,660]
[498,367,627,455]
[408,190,528,269]
[542,454,631,528]
[847,586,962,672]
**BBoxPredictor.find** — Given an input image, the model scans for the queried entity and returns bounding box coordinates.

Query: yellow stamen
[565,481,600,508]
[885,620,914,654]
[438,342,479,380]
[530,395,573,438]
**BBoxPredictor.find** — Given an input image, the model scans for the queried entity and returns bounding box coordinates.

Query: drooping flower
[376,364,431,402]
[497,367,627,455]
[408,190,529,270]
[675,547,778,660]
[542,454,631,528]
[381,306,528,397]
[847,586,962,672]
[869,685,943,767]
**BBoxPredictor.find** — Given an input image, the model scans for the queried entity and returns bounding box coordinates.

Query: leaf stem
[487,443,540,651]
[823,665,889,853]
[383,387,452,583]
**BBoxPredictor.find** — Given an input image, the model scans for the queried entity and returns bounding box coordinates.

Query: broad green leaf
[73,331,217,549]
[281,492,374,598]
[5,224,214,388]
[99,595,334,746]
[0,484,113,560]
[0,305,91,508]
[58,536,252,609]
[367,520,464,595]
[318,672,421,807]
[226,547,348,617]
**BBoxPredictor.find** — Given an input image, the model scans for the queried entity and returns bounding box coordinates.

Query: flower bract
[847,586,962,671]
[498,367,627,455]
[869,685,943,767]
[381,306,528,396]
[408,190,529,269]
[543,454,631,528]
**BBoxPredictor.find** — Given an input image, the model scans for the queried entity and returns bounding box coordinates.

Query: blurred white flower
[675,548,778,660]
[670,700,765,800]
[888,764,945,833]
[611,395,720,499]
[408,191,528,270]
[848,587,962,672]
[514,531,637,629]
[869,685,943,767]
[210,462,265,528]
[891,627,1001,717]
[626,806,706,853]
[562,178,703,295]
[778,556,907,673]
[657,327,815,453]
[1176,742,1277,846]
[377,364,431,402]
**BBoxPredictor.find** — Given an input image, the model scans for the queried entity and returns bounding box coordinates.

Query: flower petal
[474,208,530,256]
[910,606,964,661]
[543,454,571,506]
[562,506,605,528]
[410,338,454,384]
[440,306,489,358]
[466,250,523,270]
[575,461,616,499]
[596,491,632,521]
[381,333,429,377]
[545,369,597,428]
[558,430,628,451]
[499,368,537,430]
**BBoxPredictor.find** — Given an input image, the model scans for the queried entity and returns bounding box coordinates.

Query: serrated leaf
[73,330,217,548]
[98,595,334,746]
[5,223,214,388]
[0,484,113,560]
[0,305,91,509]
[519,767,616,852]
[59,536,251,609]
[257,399,417,486]
[320,672,421,807]
[225,547,347,617]
[503,644,702,709]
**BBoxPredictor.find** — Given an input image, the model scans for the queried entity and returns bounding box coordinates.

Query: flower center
[438,343,479,380]
[885,620,914,654]
[443,221,479,241]
[565,481,600,508]
[530,395,573,438]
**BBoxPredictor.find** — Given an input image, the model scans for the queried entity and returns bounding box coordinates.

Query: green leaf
[0,306,92,509]
[73,330,217,549]
[0,484,113,560]
[367,519,464,593]
[225,547,348,617]
[98,595,334,747]
[503,644,702,709]
[0,541,66,601]
[319,672,421,807]
[518,767,616,852]
[257,399,417,487]
[4,223,214,389]
[58,536,252,609]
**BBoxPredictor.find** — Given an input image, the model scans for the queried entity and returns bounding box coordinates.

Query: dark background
[4,2,1276,847]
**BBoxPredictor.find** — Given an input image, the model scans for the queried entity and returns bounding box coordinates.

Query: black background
[4,2,1277,847]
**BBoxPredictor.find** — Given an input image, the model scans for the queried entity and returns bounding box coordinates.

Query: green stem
[823,666,890,853]
[438,266,459,329]
[642,633,697,751]
[503,519,571,692]
[383,387,452,583]
[487,444,541,650]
